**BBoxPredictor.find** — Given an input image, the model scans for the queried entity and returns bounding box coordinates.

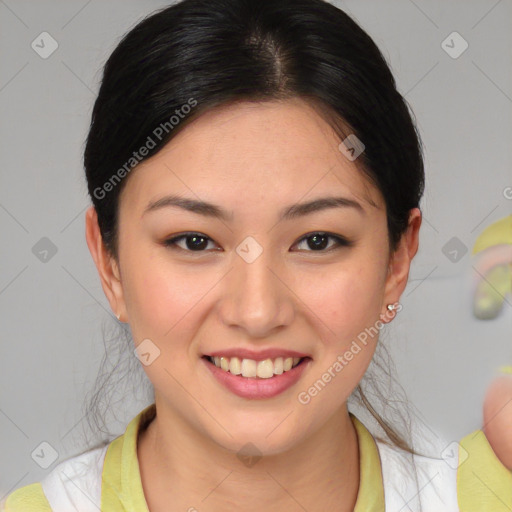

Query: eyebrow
[142,194,365,221]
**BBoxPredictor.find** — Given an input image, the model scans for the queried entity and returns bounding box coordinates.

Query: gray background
[1,0,511,497]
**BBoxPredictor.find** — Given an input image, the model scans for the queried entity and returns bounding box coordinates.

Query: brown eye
[164,232,216,252]
[163,231,353,254]
[294,232,352,252]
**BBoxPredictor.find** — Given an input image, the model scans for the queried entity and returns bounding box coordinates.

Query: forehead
[120,98,382,214]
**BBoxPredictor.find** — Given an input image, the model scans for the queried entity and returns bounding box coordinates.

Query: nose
[218,241,295,338]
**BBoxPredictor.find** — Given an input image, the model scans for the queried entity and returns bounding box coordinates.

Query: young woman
[3,0,511,510]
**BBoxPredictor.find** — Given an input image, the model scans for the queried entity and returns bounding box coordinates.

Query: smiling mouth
[202,355,310,379]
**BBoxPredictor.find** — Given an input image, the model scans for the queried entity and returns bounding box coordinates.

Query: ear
[85,205,127,322]
[381,207,422,321]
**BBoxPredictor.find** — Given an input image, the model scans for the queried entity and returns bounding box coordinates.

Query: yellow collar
[101,403,385,511]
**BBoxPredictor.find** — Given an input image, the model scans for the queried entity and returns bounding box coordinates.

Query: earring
[116,312,121,321]
[386,304,396,311]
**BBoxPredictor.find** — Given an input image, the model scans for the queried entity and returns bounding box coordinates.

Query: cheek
[292,267,385,410]
[122,258,219,393]
[298,263,386,342]
[122,251,210,343]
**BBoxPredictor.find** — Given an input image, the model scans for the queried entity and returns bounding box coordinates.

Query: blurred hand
[483,372,512,470]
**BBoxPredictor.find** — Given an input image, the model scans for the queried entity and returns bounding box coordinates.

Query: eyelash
[163,231,353,254]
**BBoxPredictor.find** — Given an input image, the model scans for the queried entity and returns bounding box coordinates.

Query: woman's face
[88,98,417,455]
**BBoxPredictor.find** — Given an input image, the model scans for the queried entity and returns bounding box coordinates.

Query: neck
[138,401,360,512]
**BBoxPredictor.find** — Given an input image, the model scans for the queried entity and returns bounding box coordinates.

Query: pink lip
[205,348,310,361]
[202,356,312,399]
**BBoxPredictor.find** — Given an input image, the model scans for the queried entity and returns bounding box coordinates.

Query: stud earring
[386,304,396,311]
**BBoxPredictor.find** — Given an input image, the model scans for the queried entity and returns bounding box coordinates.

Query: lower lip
[202,357,311,399]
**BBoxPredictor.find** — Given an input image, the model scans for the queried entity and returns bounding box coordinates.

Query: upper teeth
[210,356,302,378]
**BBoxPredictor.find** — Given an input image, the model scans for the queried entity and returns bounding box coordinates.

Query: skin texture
[85,98,421,512]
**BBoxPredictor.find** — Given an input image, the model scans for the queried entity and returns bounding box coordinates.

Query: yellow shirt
[3,403,512,511]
